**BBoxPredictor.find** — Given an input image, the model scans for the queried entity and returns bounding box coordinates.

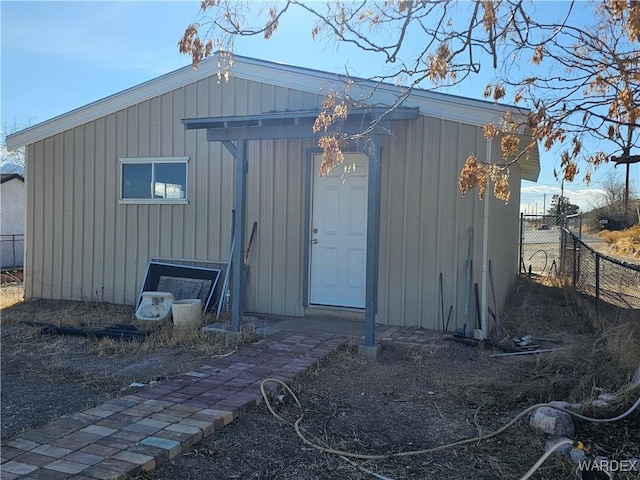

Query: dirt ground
[2,279,640,480]
[0,285,246,440]
[139,337,640,480]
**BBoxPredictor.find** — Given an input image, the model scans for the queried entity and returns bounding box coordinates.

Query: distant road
[523,228,561,244]
[580,233,601,244]
[523,228,639,266]
[523,228,600,245]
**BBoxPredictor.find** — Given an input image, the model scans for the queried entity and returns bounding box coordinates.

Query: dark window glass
[122,163,152,199]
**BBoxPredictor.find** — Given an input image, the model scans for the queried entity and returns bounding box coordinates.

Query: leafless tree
[592,171,638,227]
[600,173,629,209]
[1,119,33,170]
[179,0,639,202]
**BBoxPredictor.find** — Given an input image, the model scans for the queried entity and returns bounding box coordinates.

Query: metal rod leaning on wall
[216,210,236,319]
[489,260,500,329]
[440,272,446,332]
[464,228,474,334]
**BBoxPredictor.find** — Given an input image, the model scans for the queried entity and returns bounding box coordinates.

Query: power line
[588,165,617,186]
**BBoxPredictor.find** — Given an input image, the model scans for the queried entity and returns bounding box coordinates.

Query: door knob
[311,239,318,244]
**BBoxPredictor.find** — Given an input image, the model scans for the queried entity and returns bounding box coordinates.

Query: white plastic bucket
[171,299,202,328]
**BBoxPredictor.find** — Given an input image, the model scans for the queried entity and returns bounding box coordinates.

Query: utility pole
[543,193,546,216]
[612,149,639,224]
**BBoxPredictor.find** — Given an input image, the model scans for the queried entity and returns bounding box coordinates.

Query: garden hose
[517,439,577,480]
[259,378,640,478]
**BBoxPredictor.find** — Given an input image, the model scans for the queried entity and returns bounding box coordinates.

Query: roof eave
[6,54,533,151]
[519,141,541,182]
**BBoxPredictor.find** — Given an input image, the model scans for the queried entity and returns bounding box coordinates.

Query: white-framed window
[119,157,189,204]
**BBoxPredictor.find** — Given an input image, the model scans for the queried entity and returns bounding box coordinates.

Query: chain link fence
[564,213,583,238]
[1,234,24,270]
[519,214,564,276]
[560,228,640,318]
[520,214,639,322]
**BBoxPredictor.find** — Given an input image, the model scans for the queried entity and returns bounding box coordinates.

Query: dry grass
[1,296,256,358]
[500,276,594,337]
[602,229,626,243]
[131,276,638,480]
[0,285,23,309]
[2,295,258,438]
[497,276,640,403]
[600,225,640,258]
[601,225,640,245]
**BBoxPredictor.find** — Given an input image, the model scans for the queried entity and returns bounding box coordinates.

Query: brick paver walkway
[1,326,442,479]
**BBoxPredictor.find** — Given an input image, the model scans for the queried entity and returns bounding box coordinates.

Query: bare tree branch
[178,0,639,202]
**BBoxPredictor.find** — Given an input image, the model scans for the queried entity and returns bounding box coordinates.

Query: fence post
[579,214,583,241]
[12,234,17,269]
[595,253,600,314]
[519,213,524,274]
[572,235,577,288]
[560,228,566,276]
[576,237,581,286]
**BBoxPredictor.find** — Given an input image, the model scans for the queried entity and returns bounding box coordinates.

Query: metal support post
[363,134,381,348]
[231,140,247,332]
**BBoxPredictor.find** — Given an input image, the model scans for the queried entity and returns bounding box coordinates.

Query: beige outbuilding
[7,54,539,344]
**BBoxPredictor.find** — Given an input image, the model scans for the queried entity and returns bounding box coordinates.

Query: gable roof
[6,54,539,181]
[1,173,25,184]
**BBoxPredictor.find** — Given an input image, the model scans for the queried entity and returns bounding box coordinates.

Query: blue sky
[2,0,637,213]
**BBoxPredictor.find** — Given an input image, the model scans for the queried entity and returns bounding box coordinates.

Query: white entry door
[309,153,368,308]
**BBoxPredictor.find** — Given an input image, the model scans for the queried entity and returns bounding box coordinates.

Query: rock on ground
[530,406,575,437]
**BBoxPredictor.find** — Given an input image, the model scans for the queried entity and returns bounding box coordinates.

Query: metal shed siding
[378,116,487,329]
[486,148,523,318]
[24,71,524,326]
[244,138,316,317]
[25,75,323,307]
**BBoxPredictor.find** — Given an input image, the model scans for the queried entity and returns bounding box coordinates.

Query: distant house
[0,173,26,268]
[6,54,540,341]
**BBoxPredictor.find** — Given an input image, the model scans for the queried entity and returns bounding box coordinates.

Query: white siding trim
[118,199,189,205]
[120,156,189,163]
